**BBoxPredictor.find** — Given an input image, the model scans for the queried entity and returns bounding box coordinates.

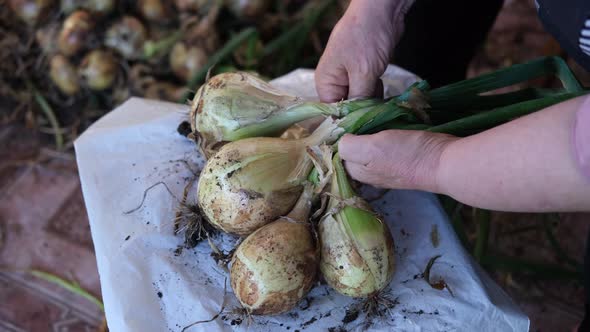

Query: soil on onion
[171,162,217,248]
[341,308,359,324]
[177,121,192,137]
[174,200,217,248]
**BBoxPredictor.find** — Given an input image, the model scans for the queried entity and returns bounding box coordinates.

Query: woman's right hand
[314,0,410,102]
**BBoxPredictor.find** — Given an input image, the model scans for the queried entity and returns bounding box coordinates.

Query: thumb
[338,133,388,188]
[338,134,375,164]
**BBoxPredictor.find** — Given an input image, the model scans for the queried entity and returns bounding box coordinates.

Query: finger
[343,161,382,187]
[338,134,374,164]
[315,59,349,103]
[348,69,378,99]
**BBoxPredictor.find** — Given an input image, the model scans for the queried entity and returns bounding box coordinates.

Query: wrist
[573,96,590,182]
[428,134,460,195]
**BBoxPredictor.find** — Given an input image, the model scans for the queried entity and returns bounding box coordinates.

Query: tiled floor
[0,125,103,331]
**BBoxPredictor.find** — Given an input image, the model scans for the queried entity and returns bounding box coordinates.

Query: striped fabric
[580,19,590,56]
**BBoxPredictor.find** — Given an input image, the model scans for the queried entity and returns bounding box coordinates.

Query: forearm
[346,0,414,42]
[436,96,590,212]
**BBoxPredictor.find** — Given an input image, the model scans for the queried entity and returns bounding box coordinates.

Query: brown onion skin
[9,0,55,25]
[173,0,210,12]
[36,23,60,55]
[197,138,304,236]
[49,54,80,95]
[137,0,175,24]
[169,42,207,83]
[79,50,118,90]
[105,16,148,60]
[58,10,94,56]
[227,0,270,19]
[83,0,116,14]
[230,220,318,315]
[60,0,116,14]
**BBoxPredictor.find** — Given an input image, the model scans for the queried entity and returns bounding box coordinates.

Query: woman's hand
[339,131,457,192]
[339,96,590,212]
[315,0,409,102]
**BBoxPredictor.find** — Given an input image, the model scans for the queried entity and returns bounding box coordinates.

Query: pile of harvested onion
[12,0,224,101]
[4,0,349,152]
[185,59,586,315]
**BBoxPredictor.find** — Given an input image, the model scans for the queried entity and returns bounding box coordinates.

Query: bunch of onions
[197,117,343,235]
[318,154,395,297]
[191,58,587,315]
[203,128,395,313]
[230,184,318,314]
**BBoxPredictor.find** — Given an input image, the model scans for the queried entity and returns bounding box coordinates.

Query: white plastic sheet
[75,66,529,332]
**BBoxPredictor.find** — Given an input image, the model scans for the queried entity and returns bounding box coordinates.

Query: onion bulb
[198,117,343,236]
[169,42,207,83]
[82,0,115,14]
[105,16,148,60]
[226,0,270,19]
[35,23,60,55]
[60,0,78,12]
[9,0,55,25]
[49,54,80,96]
[138,0,175,24]
[174,0,211,12]
[190,72,341,158]
[60,0,116,14]
[79,50,118,90]
[58,10,94,56]
[230,185,318,315]
[319,154,396,298]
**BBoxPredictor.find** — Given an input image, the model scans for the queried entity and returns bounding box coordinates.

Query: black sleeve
[536,0,590,71]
